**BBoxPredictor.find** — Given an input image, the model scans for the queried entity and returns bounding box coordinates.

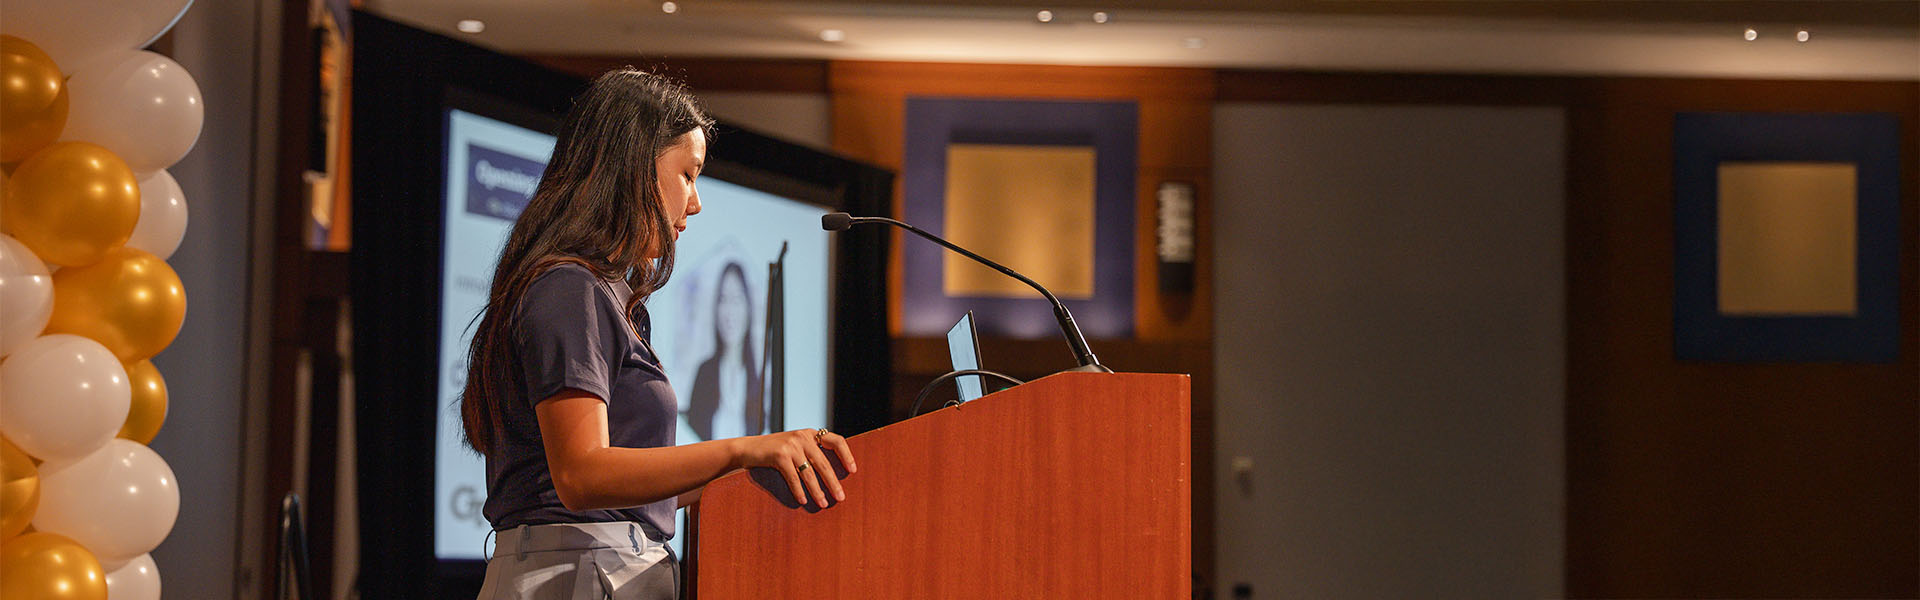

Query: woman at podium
[454,69,857,599]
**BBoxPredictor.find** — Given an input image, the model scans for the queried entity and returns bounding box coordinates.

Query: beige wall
[1212,104,1566,598]
[701,91,832,151]
[148,0,273,596]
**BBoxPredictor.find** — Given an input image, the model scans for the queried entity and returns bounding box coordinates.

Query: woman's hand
[729,429,858,507]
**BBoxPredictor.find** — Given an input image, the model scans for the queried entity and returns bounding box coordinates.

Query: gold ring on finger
[814,429,830,441]
[797,461,811,472]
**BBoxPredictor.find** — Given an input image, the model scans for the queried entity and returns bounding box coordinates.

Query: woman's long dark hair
[462,69,714,455]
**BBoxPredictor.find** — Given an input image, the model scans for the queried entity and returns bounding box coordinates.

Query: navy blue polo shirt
[483,263,678,540]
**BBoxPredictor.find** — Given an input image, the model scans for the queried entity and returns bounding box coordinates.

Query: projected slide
[434,109,831,561]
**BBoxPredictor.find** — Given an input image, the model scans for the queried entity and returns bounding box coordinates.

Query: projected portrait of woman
[687,261,764,440]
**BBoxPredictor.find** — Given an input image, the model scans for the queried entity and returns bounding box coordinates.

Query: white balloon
[59,50,204,175]
[0,334,130,461]
[129,170,189,259]
[0,234,54,358]
[106,553,162,600]
[0,0,193,76]
[33,439,180,572]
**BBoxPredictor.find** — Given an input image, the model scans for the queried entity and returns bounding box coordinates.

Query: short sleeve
[512,265,626,405]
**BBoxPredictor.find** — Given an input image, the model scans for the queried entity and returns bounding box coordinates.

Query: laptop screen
[946,311,985,402]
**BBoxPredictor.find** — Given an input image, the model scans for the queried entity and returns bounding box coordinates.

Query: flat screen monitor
[946,311,985,402]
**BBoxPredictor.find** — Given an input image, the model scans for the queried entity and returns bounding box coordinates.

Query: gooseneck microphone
[823,212,1111,373]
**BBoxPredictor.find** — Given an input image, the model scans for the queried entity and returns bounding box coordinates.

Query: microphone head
[821,212,853,231]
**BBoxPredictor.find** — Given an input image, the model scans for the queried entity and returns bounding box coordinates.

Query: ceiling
[642,0,1919,26]
[363,1,1920,79]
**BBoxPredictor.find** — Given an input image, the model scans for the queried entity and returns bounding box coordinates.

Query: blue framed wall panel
[1673,112,1901,362]
[901,97,1137,340]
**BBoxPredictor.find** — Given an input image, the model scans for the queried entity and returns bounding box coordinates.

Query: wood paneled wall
[827,61,1216,343]
[1560,77,1918,598]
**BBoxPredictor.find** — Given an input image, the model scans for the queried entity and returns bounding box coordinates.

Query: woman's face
[716,272,749,345]
[653,129,706,252]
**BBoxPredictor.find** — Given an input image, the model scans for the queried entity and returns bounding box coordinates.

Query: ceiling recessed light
[1093,11,1109,24]
[1743,28,1757,41]
[820,29,845,43]
[456,19,485,34]
[1037,10,1053,23]
[1796,29,1810,42]
[661,1,677,14]
[1182,37,1205,49]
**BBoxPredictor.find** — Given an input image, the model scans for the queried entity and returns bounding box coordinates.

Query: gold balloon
[44,246,184,362]
[1,142,140,267]
[0,532,107,600]
[0,437,36,541]
[0,36,68,163]
[118,360,169,445]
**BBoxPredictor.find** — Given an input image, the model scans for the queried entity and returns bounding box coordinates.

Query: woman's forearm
[553,437,740,511]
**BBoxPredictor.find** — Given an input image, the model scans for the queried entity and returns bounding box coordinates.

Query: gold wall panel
[942,144,1096,299]
[1716,162,1857,315]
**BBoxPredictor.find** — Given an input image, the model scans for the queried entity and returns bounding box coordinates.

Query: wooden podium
[693,372,1191,598]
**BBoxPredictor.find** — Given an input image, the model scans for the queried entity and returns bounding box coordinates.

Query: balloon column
[0,2,199,598]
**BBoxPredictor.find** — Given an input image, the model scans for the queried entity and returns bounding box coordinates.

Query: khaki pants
[478,522,679,600]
